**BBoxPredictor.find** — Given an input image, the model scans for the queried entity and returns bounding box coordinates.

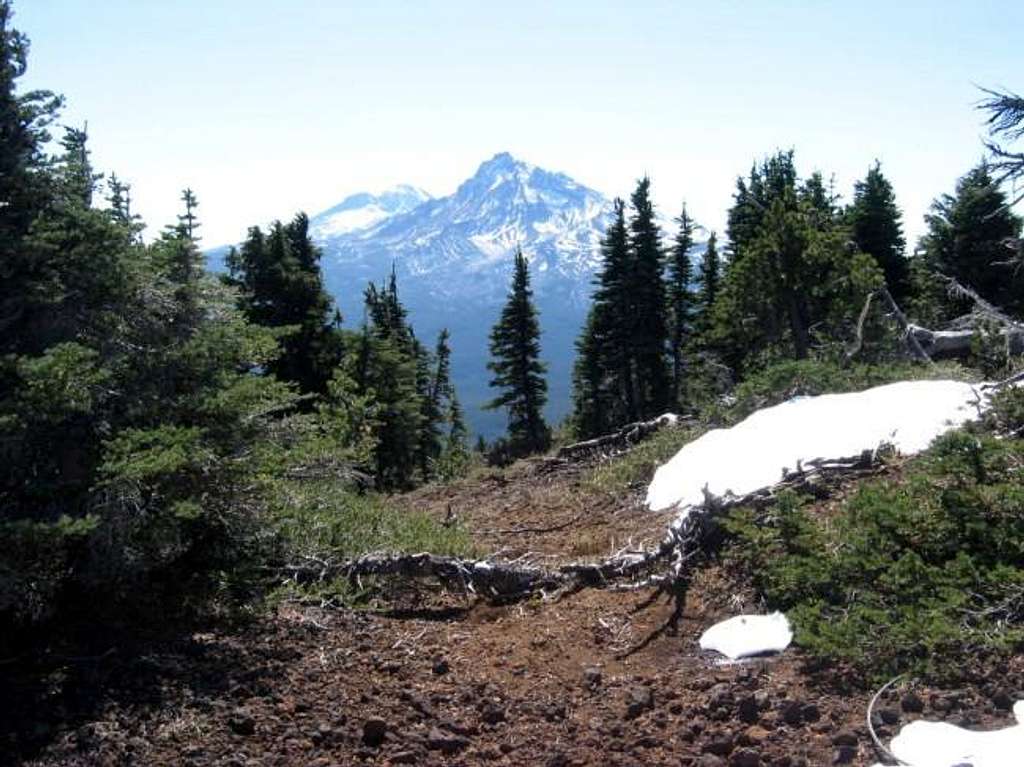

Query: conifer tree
[228,213,343,394]
[712,151,882,372]
[667,204,696,406]
[627,177,670,417]
[588,198,634,426]
[919,163,1023,316]
[177,187,201,242]
[486,249,549,455]
[695,231,721,336]
[848,162,909,302]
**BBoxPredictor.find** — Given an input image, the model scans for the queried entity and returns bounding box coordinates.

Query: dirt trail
[9,457,1024,767]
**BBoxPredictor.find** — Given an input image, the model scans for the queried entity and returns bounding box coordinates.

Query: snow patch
[869,700,1024,767]
[646,380,983,516]
[699,613,793,660]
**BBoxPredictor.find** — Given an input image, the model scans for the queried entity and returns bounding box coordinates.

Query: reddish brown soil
[6,457,1023,767]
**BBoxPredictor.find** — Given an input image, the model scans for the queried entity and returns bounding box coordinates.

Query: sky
[13,0,1024,246]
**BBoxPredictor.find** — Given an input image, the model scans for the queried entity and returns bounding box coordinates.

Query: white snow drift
[869,700,1024,767]
[698,612,793,660]
[646,380,983,516]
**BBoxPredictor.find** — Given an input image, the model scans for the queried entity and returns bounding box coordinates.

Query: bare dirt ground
[6,455,1024,767]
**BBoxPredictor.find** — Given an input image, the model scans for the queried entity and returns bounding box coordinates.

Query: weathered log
[557,413,693,461]
[282,445,889,607]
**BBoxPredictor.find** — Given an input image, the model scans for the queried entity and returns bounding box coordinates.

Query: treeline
[570,149,1023,438]
[0,1,467,648]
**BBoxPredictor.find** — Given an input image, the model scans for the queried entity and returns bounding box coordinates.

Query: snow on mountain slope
[311,152,698,438]
[310,184,430,240]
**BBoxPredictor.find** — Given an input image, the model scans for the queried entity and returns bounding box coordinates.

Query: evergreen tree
[667,204,696,406]
[711,151,882,372]
[626,177,671,416]
[694,231,721,336]
[486,250,549,455]
[919,163,1023,316]
[228,213,344,394]
[177,187,201,242]
[571,309,608,437]
[584,198,634,430]
[847,162,909,302]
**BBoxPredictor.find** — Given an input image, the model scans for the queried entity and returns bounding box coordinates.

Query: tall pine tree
[667,203,696,407]
[847,162,909,302]
[486,249,549,456]
[627,177,670,417]
[919,163,1023,316]
[694,231,721,337]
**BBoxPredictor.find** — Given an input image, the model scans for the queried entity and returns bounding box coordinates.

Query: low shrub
[725,417,1024,681]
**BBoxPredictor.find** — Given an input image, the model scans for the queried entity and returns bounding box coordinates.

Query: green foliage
[272,482,475,564]
[584,423,701,496]
[919,163,1023,318]
[725,421,1024,680]
[486,249,550,456]
[722,357,972,422]
[711,152,886,374]
[667,204,697,408]
[227,214,344,395]
[847,161,909,302]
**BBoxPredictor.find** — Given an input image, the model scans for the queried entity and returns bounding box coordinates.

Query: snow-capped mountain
[309,184,431,240]
[306,152,698,438]
[314,152,620,437]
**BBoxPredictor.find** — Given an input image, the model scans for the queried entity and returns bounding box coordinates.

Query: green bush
[725,423,1024,681]
[722,358,973,423]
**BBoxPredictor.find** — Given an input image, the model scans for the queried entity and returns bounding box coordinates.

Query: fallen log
[557,413,693,461]
[282,446,888,607]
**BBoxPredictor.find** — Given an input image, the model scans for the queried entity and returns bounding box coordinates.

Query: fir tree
[587,198,634,427]
[667,204,696,406]
[919,163,1023,316]
[486,249,549,455]
[627,176,670,417]
[847,161,909,302]
[177,187,201,242]
[228,213,344,394]
[695,231,721,336]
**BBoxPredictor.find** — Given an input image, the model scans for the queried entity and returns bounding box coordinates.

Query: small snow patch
[869,700,1024,767]
[698,612,792,660]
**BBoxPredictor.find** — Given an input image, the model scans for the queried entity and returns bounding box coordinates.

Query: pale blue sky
[14,1,1023,245]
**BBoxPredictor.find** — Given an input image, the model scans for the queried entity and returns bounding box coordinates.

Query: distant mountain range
[211,152,699,437]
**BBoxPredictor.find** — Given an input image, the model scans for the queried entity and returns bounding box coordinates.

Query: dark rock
[480,703,506,725]
[832,745,857,764]
[426,727,469,754]
[800,703,820,723]
[832,731,857,747]
[703,732,735,756]
[879,707,900,725]
[779,701,804,727]
[228,708,256,736]
[901,692,924,713]
[708,683,733,709]
[992,689,1015,711]
[630,685,655,709]
[583,666,603,691]
[362,717,388,748]
[545,754,569,767]
[737,695,761,724]
[432,657,450,675]
[634,734,661,748]
[730,748,761,767]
